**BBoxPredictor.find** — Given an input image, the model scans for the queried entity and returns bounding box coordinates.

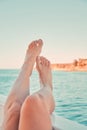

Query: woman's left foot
[36,56,53,90]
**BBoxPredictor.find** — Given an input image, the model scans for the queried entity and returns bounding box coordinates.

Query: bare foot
[36,56,53,90]
[25,39,43,61]
[22,39,43,76]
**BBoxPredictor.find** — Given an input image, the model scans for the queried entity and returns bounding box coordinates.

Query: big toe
[37,39,43,47]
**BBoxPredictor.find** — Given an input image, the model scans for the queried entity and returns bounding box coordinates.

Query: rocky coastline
[51,58,87,71]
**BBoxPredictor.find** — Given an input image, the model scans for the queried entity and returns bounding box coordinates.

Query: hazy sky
[0,0,87,68]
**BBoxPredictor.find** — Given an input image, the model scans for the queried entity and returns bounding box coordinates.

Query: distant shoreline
[51,58,87,71]
[51,66,87,72]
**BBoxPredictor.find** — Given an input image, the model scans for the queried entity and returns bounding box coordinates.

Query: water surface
[0,69,87,126]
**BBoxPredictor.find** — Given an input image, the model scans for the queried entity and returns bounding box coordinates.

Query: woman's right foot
[22,39,43,76]
[25,39,43,61]
[36,56,53,90]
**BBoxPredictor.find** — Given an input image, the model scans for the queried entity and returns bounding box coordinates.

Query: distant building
[51,58,87,71]
[78,58,87,66]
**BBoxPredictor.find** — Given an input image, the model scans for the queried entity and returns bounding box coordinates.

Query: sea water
[0,69,87,126]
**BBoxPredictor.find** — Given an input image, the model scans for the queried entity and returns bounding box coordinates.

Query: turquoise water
[0,69,87,126]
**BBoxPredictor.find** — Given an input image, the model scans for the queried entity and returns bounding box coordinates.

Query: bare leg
[36,56,55,113]
[19,56,55,130]
[2,39,43,130]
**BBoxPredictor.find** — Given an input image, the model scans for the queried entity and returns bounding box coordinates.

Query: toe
[40,56,45,65]
[33,40,38,47]
[38,39,43,44]
[38,39,43,47]
[47,60,50,66]
[45,59,49,66]
[40,57,48,66]
[29,41,35,49]
[35,40,39,47]
[43,58,50,67]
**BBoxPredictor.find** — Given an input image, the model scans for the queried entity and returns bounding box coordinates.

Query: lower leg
[5,40,43,111]
[36,56,55,114]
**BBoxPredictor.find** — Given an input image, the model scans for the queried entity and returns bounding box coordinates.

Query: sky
[0,0,87,68]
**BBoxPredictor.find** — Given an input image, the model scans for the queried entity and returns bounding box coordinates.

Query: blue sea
[0,69,87,126]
